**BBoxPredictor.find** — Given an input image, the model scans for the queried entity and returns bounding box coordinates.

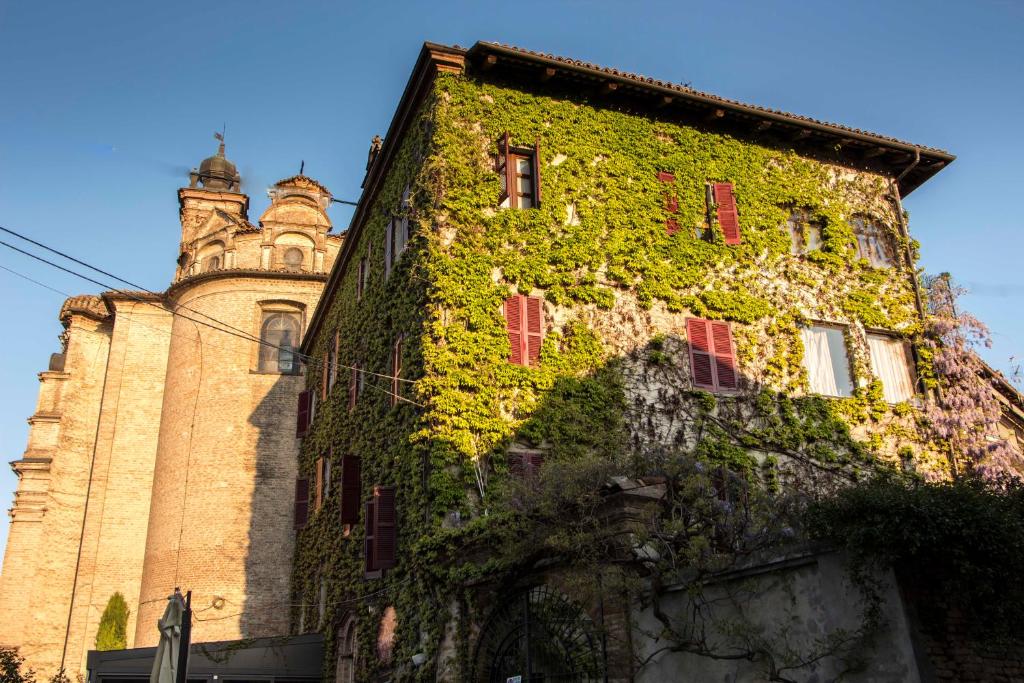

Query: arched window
[283,247,304,272]
[335,617,358,683]
[259,310,302,373]
[204,254,221,272]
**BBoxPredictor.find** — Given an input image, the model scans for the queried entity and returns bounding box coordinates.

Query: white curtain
[868,334,914,403]
[802,326,853,397]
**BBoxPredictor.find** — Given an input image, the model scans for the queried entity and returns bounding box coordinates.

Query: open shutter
[373,486,397,570]
[314,457,325,512]
[532,141,542,208]
[504,295,524,365]
[348,366,357,411]
[710,321,738,390]
[384,218,393,279]
[498,133,511,204]
[294,478,310,530]
[687,318,716,390]
[340,455,361,525]
[296,390,311,437]
[525,296,544,366]
[364,499,376,573]
[713,182,741,245]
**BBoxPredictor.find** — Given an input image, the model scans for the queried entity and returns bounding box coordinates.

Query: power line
[0,224,418,385]
[0,242,420,406]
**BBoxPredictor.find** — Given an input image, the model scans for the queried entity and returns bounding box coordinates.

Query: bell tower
[175,137,250,281]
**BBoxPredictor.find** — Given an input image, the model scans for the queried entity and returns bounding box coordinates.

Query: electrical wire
[0,234,420,409]
[0,224,417,386]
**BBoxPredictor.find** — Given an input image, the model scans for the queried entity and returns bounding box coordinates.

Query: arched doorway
[472,585,605,682]
[335,616,358,683]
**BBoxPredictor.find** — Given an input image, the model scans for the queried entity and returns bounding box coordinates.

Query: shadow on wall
[239,369,305,639]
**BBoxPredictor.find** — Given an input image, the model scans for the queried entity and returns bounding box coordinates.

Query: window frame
[865,329,917,403]
[801,323,855,398]
[497,133,542,210]
[851,215,896,269]
[785,208,823,256]
[256,304,304,375]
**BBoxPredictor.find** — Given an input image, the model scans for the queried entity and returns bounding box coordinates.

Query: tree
[94,592,129,651]
[0,647,35,683]
[921,274,1019,478]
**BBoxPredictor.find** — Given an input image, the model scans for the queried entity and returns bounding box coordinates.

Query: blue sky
[1,0,1021,562]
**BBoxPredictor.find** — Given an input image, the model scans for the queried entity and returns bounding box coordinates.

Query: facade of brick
[0,149,341,678]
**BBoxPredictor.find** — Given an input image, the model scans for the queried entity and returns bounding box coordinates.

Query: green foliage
[95,592,129,651]
[0,648,34,683]
[806,473,1024,637]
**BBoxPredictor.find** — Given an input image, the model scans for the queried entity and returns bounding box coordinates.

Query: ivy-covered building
[290,42,1017,681]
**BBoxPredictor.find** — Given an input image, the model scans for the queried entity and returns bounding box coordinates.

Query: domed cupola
[189,137,241,191]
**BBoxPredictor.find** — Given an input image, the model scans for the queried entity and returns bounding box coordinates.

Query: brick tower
[134,144,342,645]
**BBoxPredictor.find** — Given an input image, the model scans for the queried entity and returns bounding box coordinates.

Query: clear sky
[1,0,1021,563]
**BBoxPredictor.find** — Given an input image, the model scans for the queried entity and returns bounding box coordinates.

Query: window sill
[250,369,302,376]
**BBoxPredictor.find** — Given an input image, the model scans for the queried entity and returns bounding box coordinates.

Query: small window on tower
[283,247,304,272]
[204,255,221,272]
[259,309,302,374]
[497,133,541,210]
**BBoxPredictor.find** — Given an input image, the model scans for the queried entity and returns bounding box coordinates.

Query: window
[204,254,221,272]
[390,336,403,407]
[786,209,823,255]
[335,618,358,683]
[711,182,741,245]
[851,216,895,268]
[259,310,301,373]
[510,450,544,479]
[497,133,541,209]
[283,247,304,272]
[801,325,853,397]
[314,455,331,512]
[686,318,739,392]
[867,333,915,403]
[503,294,544,367]
[384,214,410,279]
[365,485,396,576]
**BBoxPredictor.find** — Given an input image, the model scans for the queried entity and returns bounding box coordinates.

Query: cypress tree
[94,592,129,651]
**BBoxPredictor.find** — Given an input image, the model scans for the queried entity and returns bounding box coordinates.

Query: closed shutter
[532,141,542,208]
[511,451,544,479]
[314,457,325,512]
[373,486,397,570]
[710,321,738,390]
[340,455,361,525]
[294,478,310,530]
[498,132,511,204]
[687,318,738,391]
[504,295,524,365]
[687,318,716,389]
[657,171,676,183]
[296,390,311,437]
[713,182,741,245]
[665,218,680,236]
[364,499,376,573]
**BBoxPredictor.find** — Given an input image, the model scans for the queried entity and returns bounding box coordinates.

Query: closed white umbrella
[150,590,186,683]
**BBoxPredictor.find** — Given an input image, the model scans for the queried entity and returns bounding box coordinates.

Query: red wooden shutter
[294,478,309,530]
[665,218,680,236]
[710,321,738,390]
[296,390,311,437]
[373,486,397,570]
[525,296,544,366]
[314,457,325,512]
[687,318,716,390]
[713,182,741,245]
[340,455,361,525]
[499,133,512,204]
[348,366,357,411]
[364,499,376,573]
[665,195,679,213]
[505,295,524,365]
[532,141,542,208]
[657,171,676,183]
